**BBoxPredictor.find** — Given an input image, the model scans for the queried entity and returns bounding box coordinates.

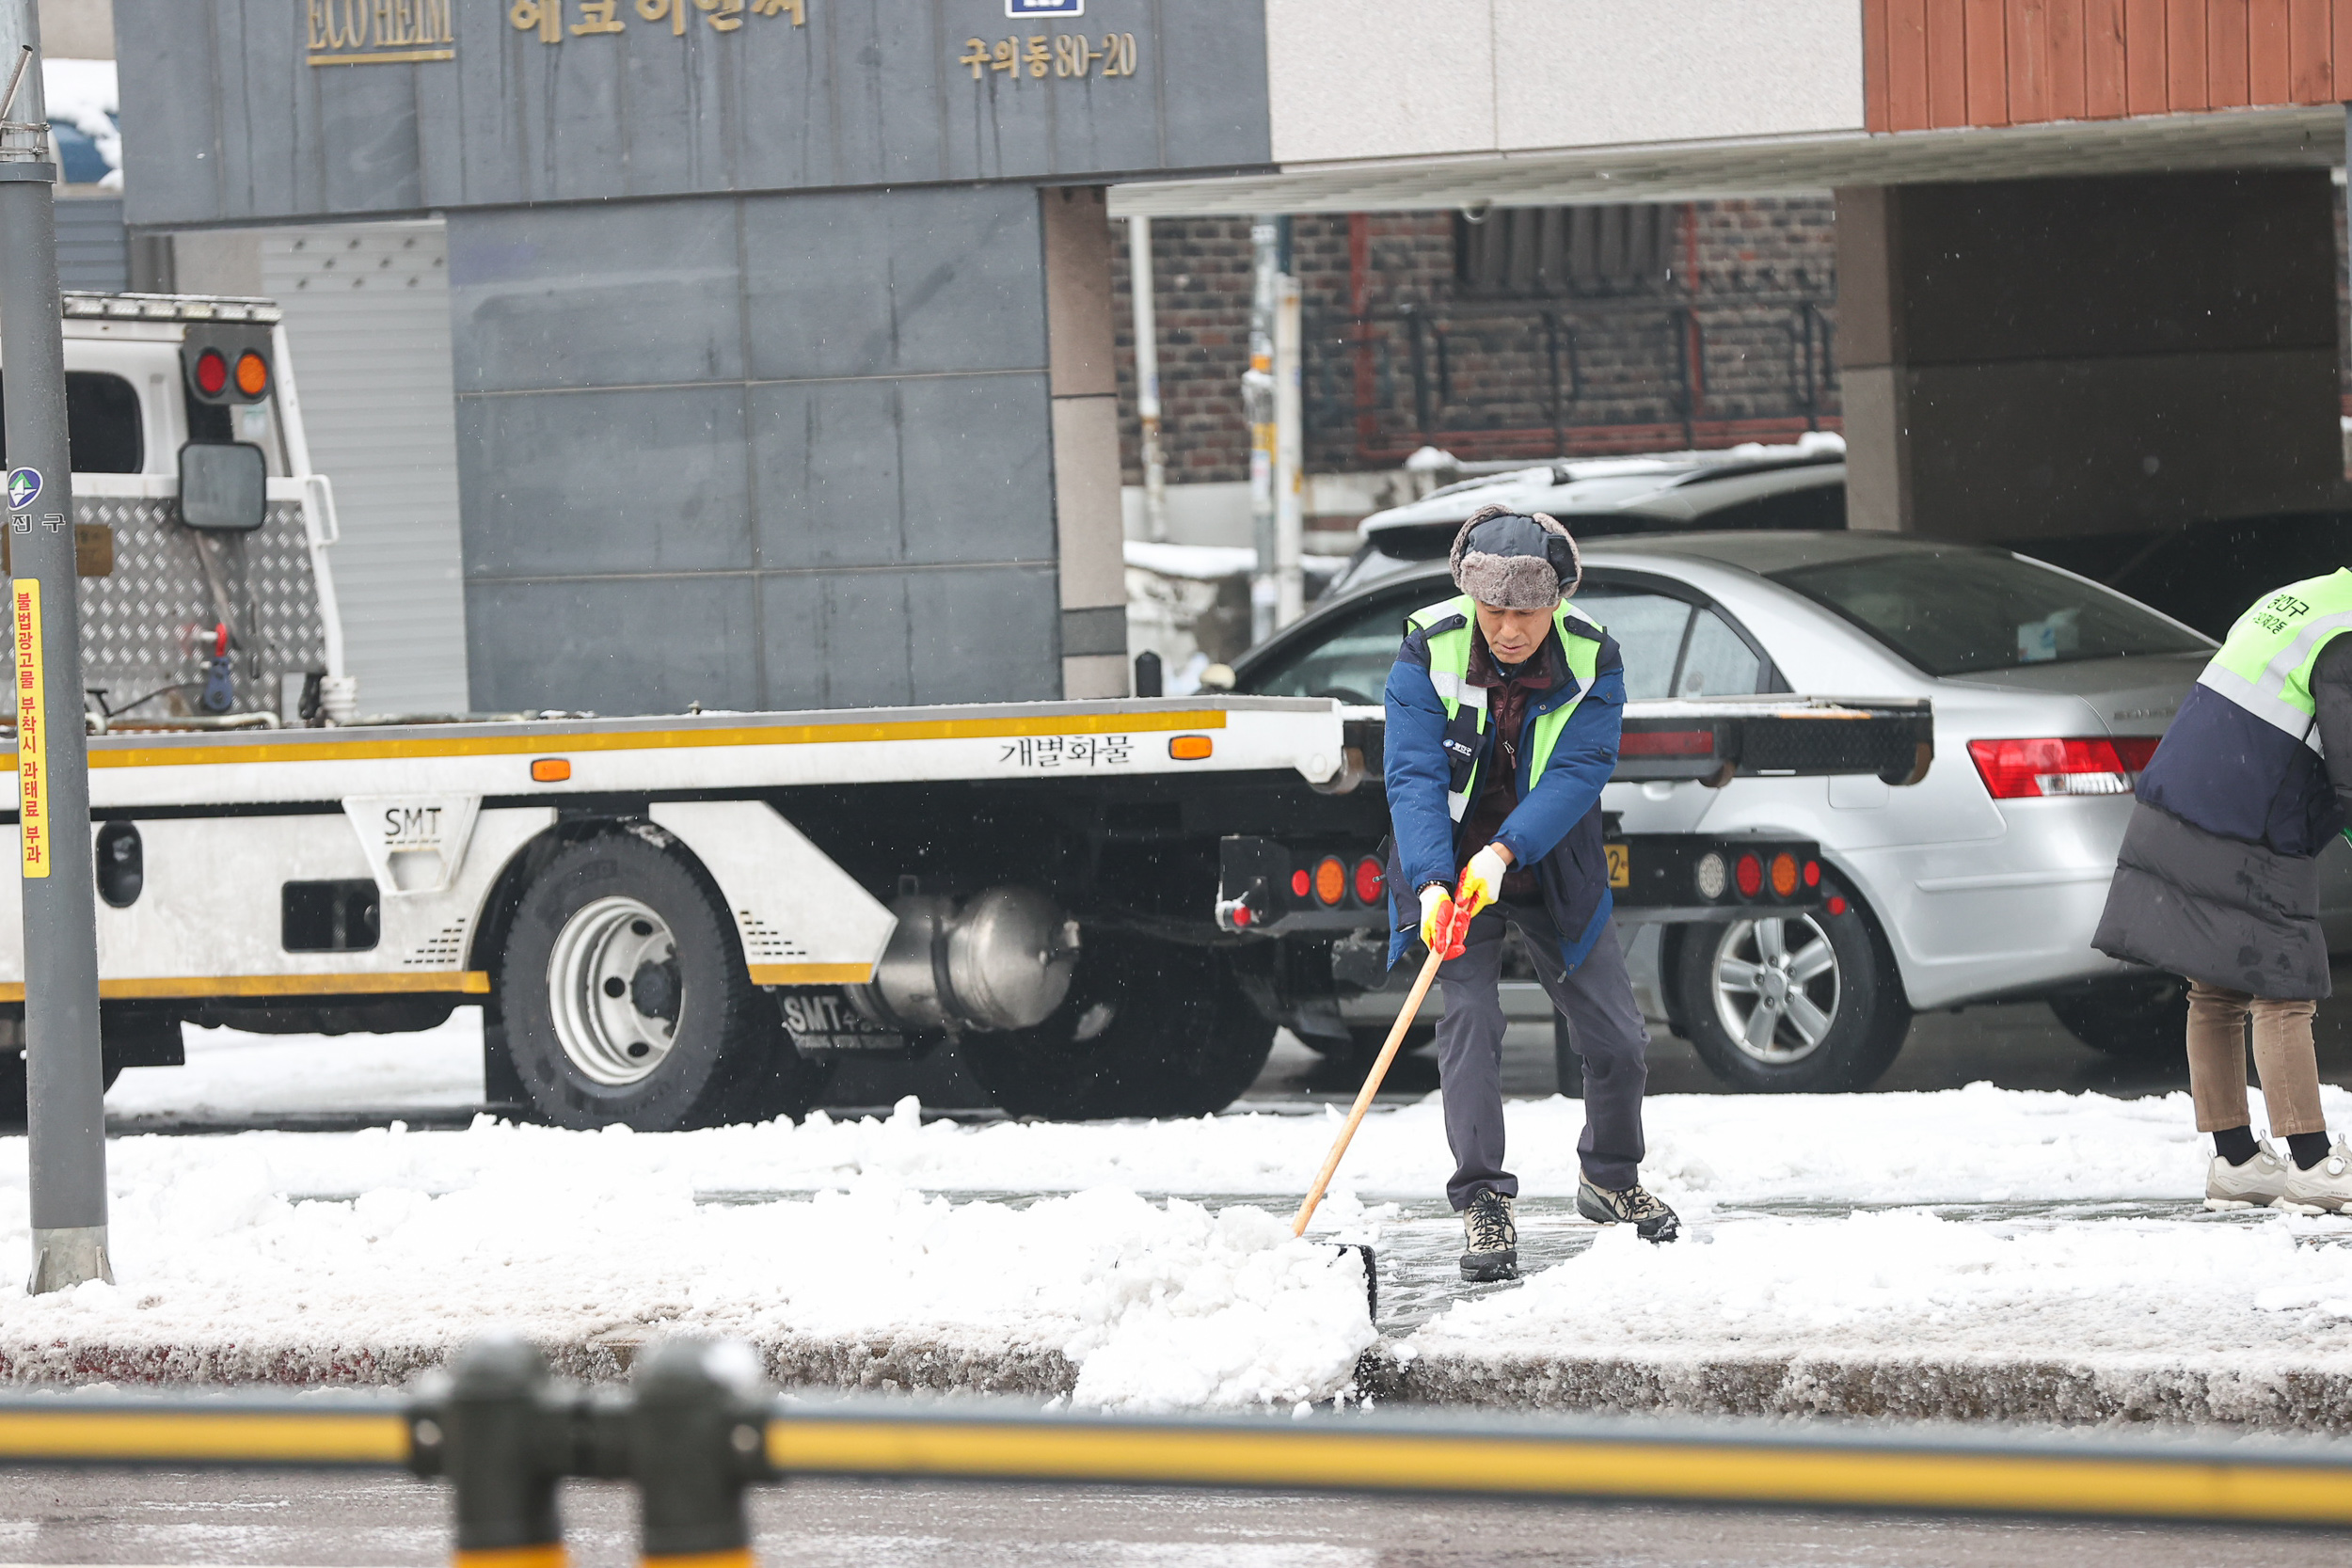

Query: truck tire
[1670,882,1911,1093]
[497,828,828,1130]
[2047,974,2188,1061]
[960,935,1275,1118]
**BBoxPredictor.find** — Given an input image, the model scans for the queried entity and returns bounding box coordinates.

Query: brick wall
[1110,198,1841,486]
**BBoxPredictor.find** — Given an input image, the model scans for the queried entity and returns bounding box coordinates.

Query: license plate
[1605,842,1630,890]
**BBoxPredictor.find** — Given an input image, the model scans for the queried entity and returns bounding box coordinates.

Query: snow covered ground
[8,1022,2352,1415]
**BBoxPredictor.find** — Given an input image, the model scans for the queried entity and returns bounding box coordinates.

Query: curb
[0,1331,1077,1400]
[9,1335,2351,1431]
[1352,1345,2352,1433]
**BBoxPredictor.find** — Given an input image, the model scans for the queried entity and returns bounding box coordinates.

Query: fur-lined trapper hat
[1449,504,1581,609]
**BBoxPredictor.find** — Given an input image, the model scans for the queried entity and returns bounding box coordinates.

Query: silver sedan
[1233,530,2245,1091]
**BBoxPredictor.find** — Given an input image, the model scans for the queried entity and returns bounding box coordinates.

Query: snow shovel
[1291,874,1476,1314]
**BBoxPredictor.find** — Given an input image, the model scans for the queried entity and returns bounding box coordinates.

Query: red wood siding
[1867,0,2352,128]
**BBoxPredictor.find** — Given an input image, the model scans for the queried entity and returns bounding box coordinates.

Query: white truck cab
[32,293,349,728]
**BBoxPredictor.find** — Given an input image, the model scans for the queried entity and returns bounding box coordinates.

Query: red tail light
[1735,853,1763,897]
[1290,869,1311,899]
[2112,736,2161,772]
[193,347,229,397]
[1354,856,1384,905]
[1967,737,2141,800]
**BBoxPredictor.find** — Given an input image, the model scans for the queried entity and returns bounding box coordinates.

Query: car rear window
[1766,549,2207,676]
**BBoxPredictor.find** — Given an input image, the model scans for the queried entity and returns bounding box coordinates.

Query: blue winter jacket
[1383,618,1627,972]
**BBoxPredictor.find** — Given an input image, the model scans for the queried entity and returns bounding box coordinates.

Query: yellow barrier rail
[1,1386,2350,1530]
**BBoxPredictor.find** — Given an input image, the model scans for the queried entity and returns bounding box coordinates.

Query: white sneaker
[2205,1140,2290,1210]
[2276,1137,2352,1214]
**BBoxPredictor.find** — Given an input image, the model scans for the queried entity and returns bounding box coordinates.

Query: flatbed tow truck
[0,292,1933,1128]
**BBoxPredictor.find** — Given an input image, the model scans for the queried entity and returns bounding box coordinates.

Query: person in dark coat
[1384,504,1679,1280]
[2093,572,2352,1212]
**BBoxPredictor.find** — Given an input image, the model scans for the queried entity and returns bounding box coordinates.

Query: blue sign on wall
[1007,0,1082,14]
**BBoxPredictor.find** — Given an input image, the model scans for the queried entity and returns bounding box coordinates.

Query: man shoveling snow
[1383,503,1679,1283]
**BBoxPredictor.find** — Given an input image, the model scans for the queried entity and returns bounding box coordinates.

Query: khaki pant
[2186,980,2325,1136]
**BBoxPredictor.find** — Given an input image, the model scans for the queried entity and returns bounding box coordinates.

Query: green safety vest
[1405,593,1605,823]
[2198,568,2352,749]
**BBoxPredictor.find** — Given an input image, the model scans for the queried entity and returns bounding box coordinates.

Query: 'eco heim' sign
[306,0,455,64]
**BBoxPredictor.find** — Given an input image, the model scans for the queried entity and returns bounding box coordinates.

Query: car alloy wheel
[546,895,684,1086]
[1708,913,1842,1065]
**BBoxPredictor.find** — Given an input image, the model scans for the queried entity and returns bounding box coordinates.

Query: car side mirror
[1197,663,1236,692]
[178,441,267,531]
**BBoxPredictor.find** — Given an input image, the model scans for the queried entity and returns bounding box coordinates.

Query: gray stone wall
[451,184,1061,714]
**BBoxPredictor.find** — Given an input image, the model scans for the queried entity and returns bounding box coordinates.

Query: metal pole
[1126,216,1168,545]
[1271,272,1303,627]
[0,6,109,1294]
[1245,215,1279,644]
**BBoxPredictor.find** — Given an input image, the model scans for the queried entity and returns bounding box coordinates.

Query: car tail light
[1770,852,1800,898]
[1735,853,1763,898]
[1966,737,2138,799]
[1313,856,1346,907]
[2112,736,2161,773]
[1290,869,1311,899]
[193,347,229,397]
[1354,856,1384,905]
[233,349,270,398]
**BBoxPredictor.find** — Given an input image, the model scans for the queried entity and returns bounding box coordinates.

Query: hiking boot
[2276,1137,2352,1214]
[2204,1139,2290,1211]
[1460,1190,1518,1282]
[1577,1175,1680,1243]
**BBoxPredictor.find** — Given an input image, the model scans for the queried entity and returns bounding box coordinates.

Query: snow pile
[1411,1206,2352,1370]
[0,1111,1372,1407]
[113,1022,2264,1204]
[102,1070,2243,1212]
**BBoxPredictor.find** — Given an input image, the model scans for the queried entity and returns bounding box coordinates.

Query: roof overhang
[1109,103,2346,218]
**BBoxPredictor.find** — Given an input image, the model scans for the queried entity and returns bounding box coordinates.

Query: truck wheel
[498,829,827,1130]
[2047,974,2187,1061]
[1670,885,1911,1093]
[960,936,1275,1119]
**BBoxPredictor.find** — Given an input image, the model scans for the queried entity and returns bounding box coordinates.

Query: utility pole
[0,5,110,1293]
[1245,214,1285,644]
[1271,272,1304,628]
[1127,216,1168,544]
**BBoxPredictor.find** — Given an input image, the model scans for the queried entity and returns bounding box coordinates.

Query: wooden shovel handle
[1291,938,1449,1237]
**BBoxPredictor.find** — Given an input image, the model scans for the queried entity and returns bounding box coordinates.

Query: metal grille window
[1454,205,1672,297]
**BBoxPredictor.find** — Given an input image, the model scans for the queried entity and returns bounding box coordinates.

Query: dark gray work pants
[1435,902,1648,1210]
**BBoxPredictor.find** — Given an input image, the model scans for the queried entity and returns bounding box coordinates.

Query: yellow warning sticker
[14,578,45,878]
[1605,841,1629,891]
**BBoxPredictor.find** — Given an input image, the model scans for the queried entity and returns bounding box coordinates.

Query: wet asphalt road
[6,1466,2348,1568]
